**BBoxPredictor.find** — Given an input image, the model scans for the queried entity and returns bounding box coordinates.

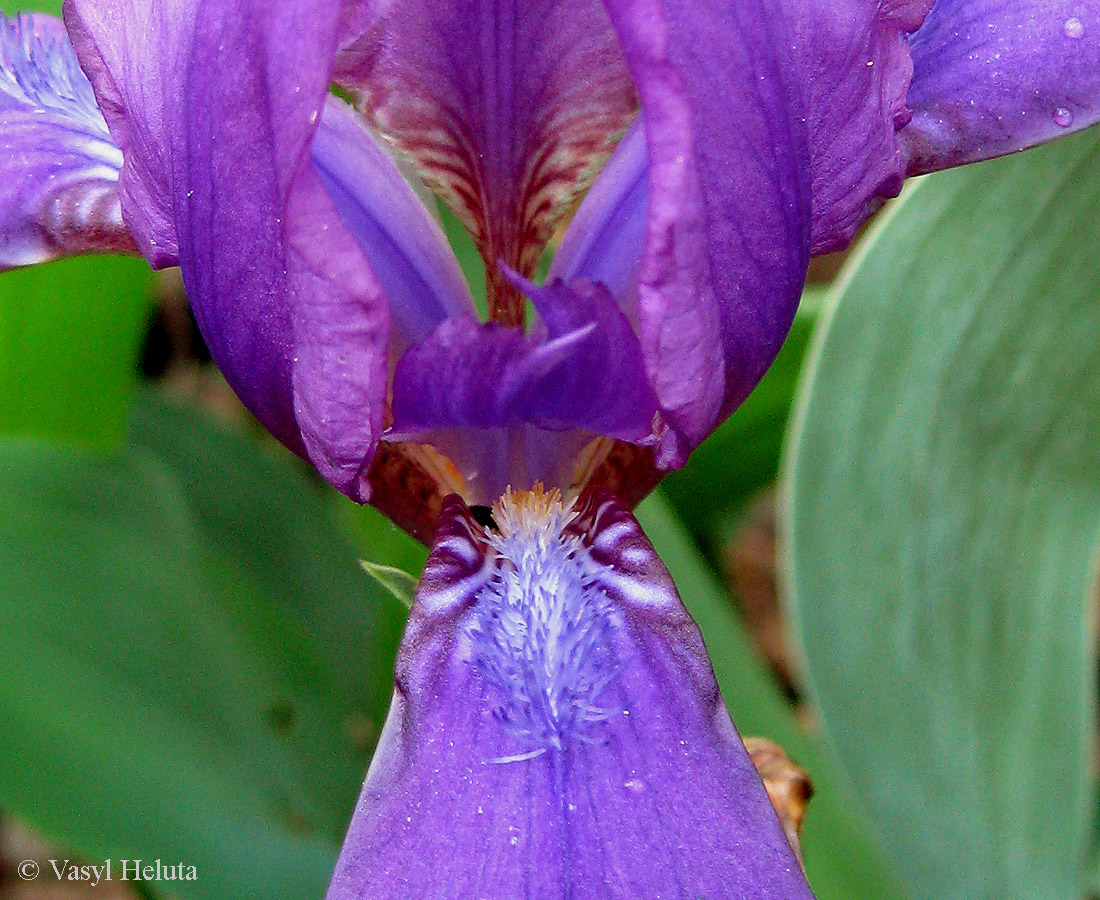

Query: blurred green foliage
[784,126,1100,900]
[0,0,60,15]
[0,393,407,900]
[0,255,153,449]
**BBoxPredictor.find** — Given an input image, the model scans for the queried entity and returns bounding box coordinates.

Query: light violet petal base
[327,492,815,900]
[902,0,1100,174]
[0,13,133,269]
[312,98,473,348]
[550,119,648,318]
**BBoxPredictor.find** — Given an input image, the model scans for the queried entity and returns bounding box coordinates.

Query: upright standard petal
[336,0,638,323]
[901,0,1100,174]
[0,13,133,269]
[328,489,814,900]
[792,0,933,253]
[66,0,471,501]
[598,0,811,465]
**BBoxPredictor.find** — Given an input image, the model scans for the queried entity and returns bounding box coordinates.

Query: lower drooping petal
[328,490,814,900]
[0,13,134,269]
[901,0,1100,174]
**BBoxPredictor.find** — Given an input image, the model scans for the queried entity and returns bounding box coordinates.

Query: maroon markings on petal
[336,0,638,324]
[794,0,934,254]
[0,13,136,269]
[901,0,1100,175]
[327,491,815,900]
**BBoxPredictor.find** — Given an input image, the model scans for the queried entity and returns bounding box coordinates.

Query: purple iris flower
[1,1,1097,896]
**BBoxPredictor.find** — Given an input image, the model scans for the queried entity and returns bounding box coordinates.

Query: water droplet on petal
[1054,107,1075,128]
[1064,17,1085,39]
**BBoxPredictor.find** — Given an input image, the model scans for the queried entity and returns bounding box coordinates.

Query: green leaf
[637,492,909,900]
[360,561,418,609]
[0,255,153,448]
[661,290,823,554]
[783,128,1100,900]
[129,390,407,733]
[337,498,428,577]
[0,440,339,900]
[438,201,487,318]
[0,394,409,900]
[0,1,62,13]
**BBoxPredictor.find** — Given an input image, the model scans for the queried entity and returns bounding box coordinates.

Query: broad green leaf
[0,255,153,448]
[662,290,823,554]
[783,128,1100,900]
[1,1,61,13]
[129,390,407,733]
[637,493,908,900]
[0,395,410,900]
[0,440,340,900]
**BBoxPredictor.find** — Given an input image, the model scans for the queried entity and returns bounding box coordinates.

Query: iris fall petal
[328,490,814,900]
[0,13,133,269]
[902,0,1100,173]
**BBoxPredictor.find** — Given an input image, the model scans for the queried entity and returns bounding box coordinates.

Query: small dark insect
[469,505,498,531]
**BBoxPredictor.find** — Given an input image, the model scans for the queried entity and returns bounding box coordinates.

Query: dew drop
[1053,107,1075,128]
[1064,17,1084,39]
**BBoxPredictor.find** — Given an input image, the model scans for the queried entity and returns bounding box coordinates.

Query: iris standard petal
[327,489,814,900]
[335,0,638,323]
[0,13,133,269]
[66,0,395,500]
[599,0,811,466]
[312,97,474,348]
[793,0,934,253]
[901,0,1100,174]
[62,0,187,267]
